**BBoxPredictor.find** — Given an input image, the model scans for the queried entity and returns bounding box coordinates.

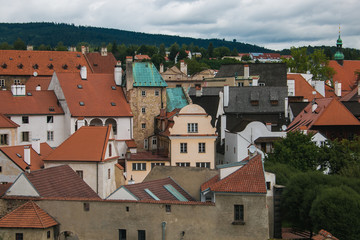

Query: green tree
[168,42,179,61]
[183,58,209,75]
[0,42,12,50]
[241,55,252,61]
[13,38,26,50]
[264,162,301,185]
[207,42,214,58]
[159,43,166,57]
[285,47,309,73]
[309,49,335,80]
[151,54,165,69]
[37,44,51,51]
[55,41,67,51]
[231,48,239,56]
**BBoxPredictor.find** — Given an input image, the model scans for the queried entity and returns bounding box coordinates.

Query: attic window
[62,64,68,69]
[76,54,80,57]
[1,63,7,69]
[77,84,83,89]
[33,64,39,69]
[27,92,32,96]
[111,102,116,106]
[250,100,259,106]
[17,63,23,69]
[49,58,53,61]
[111,86,116,90]
[16,153,22,158]
[79,101,85,106]
[48,64,53,69]
[270,100,278,106]
[76,64,81,70]
[49,106,55,112]
[93,63,98,66]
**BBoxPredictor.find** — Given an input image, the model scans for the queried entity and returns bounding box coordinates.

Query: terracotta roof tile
[202,155,266,193]
[287,74,323,101]
[0,50,90,76]
[0,145,44,171]
[0,113,19,128]
[0,201,58,228]
[25,165,100,199]
[85,52,117,74]
[115,163,124,170]
[134,54,151,60]
[0,183,12,197]
[39,142,53,159]
[329,60,360,92]
[44,125,114,162]
[0,90,64,115]
[25,76,52,90]
[128,151,170,161]
[55,72,132,117]
[125,140,137,148]
[312,229,338,240]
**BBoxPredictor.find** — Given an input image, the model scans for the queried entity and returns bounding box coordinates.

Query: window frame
[15,233,23,240]
[187,123,198,133]
[154,90,159,96]
[138,230,146,240]
[196,162,210,168]
[22,116,29,124]
[132,163,146,171]
[233,204,245,224]
[141,123,146,129]
[22,131,30,142]
[180,143,187,153]
[0,79,5,87]
[47,116,53,123]
[76,170,83,179]
[47,131,54,141]
[0,134,8,145]
[141,90,146,97]
[151,162,165,169]
[198,142,206,153]
[176,162,190,167]
[141,107,146,113]
[119,229,127,240]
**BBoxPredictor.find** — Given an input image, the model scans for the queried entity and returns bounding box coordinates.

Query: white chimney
[19,84,25,96]
[11,85,16,96]
[244,65,249,79]
[180,60,187,76]
[24,146,31,166]
[27,45,33,51]
[312,102,318,112]
[334,81,342,97]
[160,63,164,73]
[31,139,41,154]
[80,66,87,80]
[128,175,135,185]
[36,84,41,91]
[101,47,108,56]
[223,85,229,107]
[114,61,122,86]
[284,97,289,118]
[266,123,272,131]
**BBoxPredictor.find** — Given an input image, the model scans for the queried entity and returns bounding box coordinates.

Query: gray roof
[215,63,287,87]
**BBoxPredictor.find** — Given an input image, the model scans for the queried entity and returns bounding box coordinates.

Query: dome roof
[334,51,344,60]
[337,35,343,45]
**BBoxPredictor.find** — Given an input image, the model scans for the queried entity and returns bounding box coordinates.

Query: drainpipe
[96,162,99,195]
[162,222,166,240]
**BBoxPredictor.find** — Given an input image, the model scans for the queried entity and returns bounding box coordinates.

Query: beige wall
[0,75,29,90]
[125,160,170,184]
[0,227,55,240]
[0,128,18,146]
[0,151,23,183]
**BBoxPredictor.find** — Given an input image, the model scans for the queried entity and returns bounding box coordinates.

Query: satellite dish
[33,72,38,77]
[249,145,256,154]
[281,125,287,131]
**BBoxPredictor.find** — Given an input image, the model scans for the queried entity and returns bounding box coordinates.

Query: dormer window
[79,101,85,106]
[33,64,39,69]
[48,64,53,69]
[76,64,81,70]
[1,63,7,69]
[187,123,198,133]
[17,63,23,69]
[62,64,68,69]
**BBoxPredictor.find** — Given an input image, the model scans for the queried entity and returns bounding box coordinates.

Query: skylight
[16,153,22,158]
[111,102,116,106]
[164,184,188,202]
[111,86,116,90]
[79,101,85,106]
[77,84,83,89]
[144,188,160,200]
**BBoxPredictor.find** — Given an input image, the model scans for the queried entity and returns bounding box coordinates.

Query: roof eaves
[101,125,111,161]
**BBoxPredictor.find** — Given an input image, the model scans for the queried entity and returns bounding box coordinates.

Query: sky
[0,0,359,51]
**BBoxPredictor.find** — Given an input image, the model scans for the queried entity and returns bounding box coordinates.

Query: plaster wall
[0,128,17,146]
[0,151,23,182]
[126,160,170,184]
[0,227,55,240]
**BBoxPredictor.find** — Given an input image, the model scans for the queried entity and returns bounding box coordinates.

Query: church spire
[334,25,344,65]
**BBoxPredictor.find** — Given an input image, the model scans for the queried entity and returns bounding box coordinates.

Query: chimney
[244,65,249,79]
[223,85,229,107]
[27,45,33,51]
[36,84,41,91]
[80,66,87,80]
[266,123,272,131]
[126,56,133,63]
[101,47,108,56]
[128,175,135,185]
[114,61,122,86]
[126,56,134,92]
[159,63,164,73]
[334,81,342,97]
[195,85,202,97]
[31,139,41,154]
[312,100,318,112]
[81,46,86,54]
[284,97,289,118]
[180,60,187,76]
[69,46,77,52]
[24,146,31,167]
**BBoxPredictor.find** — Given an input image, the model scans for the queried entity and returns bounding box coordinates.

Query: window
[47,116,53,123]
[198,143,206,153]
[144,139,148,149]
[270,100,278,106]
[47,131,54,141]
[259,82,265,86]
[141,123,146,129]
[266,181,271,190]
[187,123,198,133]
[250,100,259,106]
[165,204,171,212]
[0,79,4,87]
[83,202,90,211]
[141,90,146,96]
[108,168,111,179]
[237,82,244,87]
[180,143,187,153]
[176,84,182,88]
[233,205,244,224]
[152,137,157,146]
[14,79,20,85]
[76,170,83,179]
[47,231,51,239]
[141,107,146,113]
[119,229,127,240]
[151,163,165,169]
[109,144,112,157]
[155,90,159,96]
[0,134,8,145]
[132,163,146,171]
[0,166,2,172]
[15,233,23,240]
[138,230,146,240]
[126,206,129,212]
[176,162,190,167]
[196,162,210,168]
[22,132,29,142]
[22,116,29,124]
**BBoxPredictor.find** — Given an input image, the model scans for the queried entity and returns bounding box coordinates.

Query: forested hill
[0,22,271,52]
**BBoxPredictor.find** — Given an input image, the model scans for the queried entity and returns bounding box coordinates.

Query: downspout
[96,162,99,195]
[162,222,166,240]
[161,88,164,109]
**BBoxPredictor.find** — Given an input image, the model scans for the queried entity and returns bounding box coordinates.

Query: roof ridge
[31,201,46,228]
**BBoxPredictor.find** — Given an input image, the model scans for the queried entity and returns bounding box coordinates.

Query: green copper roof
[132,62,167,87]
[337,35,343,45]
[166,87,189,112]
[334,51,344,60]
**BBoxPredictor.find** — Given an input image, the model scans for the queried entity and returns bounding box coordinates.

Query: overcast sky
[0,0,359,50]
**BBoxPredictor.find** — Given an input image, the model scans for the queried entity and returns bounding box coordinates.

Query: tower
[334,26,344,65]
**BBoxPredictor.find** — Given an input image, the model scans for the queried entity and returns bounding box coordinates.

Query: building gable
[5,173,40,197]
[106,186,138,200]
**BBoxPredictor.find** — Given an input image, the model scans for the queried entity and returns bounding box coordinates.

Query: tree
[55,41,67,51]
[183,59,209,75]
[241,55,252,61]
[168,42,179,61]
[0,42,12,50]
[13,38,26,50]
[207,42,214,58]
[159,43,166,57]
[231,48,238,56]
[151,54,165,69]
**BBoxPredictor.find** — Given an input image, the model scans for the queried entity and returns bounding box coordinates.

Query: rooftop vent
[16,153,22,158]
[32,64,38,69]
[111,86,116,90]
[27,92,32,96]
[48,64,53,69]
[111,102,116,106]
[62,64,68,69]
[76,64,81,70]
[1,63,7,69]
[76,54,80,57]
[49,106,55,112]
[79,101,85,106]
[17,63,23,69]
[77,84,83,89]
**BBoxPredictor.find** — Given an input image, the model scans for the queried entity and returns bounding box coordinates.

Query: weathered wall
[0,151,22,183]
[0,227,55,240]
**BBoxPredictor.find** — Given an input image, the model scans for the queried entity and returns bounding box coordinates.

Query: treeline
[265,132,360,240]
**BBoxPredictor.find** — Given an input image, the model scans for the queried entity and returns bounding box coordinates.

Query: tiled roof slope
[44,125,112,162]
[201,155,266,193]
[0,114,19,128]
[132,62,167,87]
[0,50,90,76]
[0,201,58,228]
[166,88,189,112]
[287,98,360,131]
[0,145,44,171]
[55,72,132,117]
[124,177,194,201]
[287,74,323,101]
[329,60,360,92]
[25,165,100,199]
[85,52,117,74]
[39,142,53,159]
[25,76,52,90]
[0,90,64,115]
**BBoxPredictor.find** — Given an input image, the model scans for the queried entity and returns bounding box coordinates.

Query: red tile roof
[39,142,53,159]
[85,52,117,74]
[124,177,194,201]
[0,145,44,171]
[0,113,19,128]
[324,85,338,98]
[115,163,124,170]
[329,60,360,92]
[0,90,64,115]
[341,86,359,102]
[44,125,115,162]
[0,183,12,196]
[287,98,360,131]
[0,50,91,76]
[24,165,100,199]
[0,201,58,228]
[125,140,137,148]
[54,72,132,117]
[201,155,266,193]
[287,74,323,101]
[134,54,151,60]
[25,76,52,90]
[312,229,338,240]
[128,151,170,161]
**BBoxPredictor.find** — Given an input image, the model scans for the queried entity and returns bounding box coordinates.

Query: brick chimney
[24,146,31,168]
[101,47,108,56]
[180,60,187,76]
[80,66,87,80]
[244,65,249,79]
